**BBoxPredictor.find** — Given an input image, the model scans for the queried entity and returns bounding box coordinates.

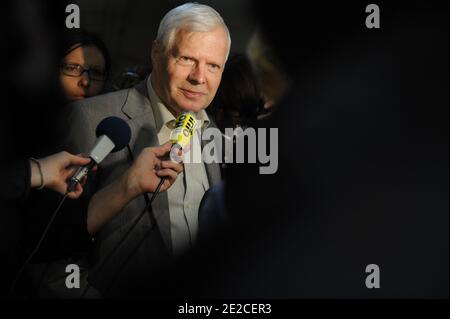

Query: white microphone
[67,116,131,192]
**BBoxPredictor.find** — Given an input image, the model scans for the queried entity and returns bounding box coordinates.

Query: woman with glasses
[59,29,111,102]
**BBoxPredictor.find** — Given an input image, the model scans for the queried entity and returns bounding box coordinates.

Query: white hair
[156,2,231,60]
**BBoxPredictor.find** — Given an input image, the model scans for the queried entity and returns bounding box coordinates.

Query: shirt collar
[147,75,210,133]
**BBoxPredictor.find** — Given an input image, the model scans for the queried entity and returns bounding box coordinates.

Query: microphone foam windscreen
[96,116,131,152]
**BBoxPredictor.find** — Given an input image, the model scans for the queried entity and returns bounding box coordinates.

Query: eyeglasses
[61,63,107,81]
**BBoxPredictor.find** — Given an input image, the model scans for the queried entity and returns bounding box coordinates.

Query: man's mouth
[180,88,205,99]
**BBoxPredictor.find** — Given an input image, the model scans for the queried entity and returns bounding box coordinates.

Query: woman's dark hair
[209,53,262,131]
[60,28,111,74]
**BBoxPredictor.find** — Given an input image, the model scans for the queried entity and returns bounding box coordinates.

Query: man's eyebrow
[181,55,196,60]
[208,60,223,68]
[176,51,223,68]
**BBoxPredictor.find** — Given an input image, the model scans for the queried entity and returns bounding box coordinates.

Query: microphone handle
[67,159,96,193]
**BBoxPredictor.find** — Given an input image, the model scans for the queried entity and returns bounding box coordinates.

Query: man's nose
[188,64,206,85]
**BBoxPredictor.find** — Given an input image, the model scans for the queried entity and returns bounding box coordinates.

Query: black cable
[9,192,69,297]
[80,177,165,298]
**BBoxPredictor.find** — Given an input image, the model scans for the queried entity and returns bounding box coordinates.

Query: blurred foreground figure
[166,1,448,299]
[1,0,70,297]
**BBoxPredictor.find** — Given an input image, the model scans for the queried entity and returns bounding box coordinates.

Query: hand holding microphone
[10,117,133,296]
[30,152,93,199]
[121,111,196,199]
[10,116,131,295]
[142,111,197,197]
[122,142,184,200]
[87,143,183,235]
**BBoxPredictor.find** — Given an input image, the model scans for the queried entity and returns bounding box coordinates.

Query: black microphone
[67,116,131,192]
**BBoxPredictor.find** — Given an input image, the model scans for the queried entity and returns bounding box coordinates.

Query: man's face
[152,27,229,116]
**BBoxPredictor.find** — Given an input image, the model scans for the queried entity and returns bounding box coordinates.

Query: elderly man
[64,3,230,297]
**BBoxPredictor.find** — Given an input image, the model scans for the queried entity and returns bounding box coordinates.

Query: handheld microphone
[67,116,131,192]
[169,111,198,162]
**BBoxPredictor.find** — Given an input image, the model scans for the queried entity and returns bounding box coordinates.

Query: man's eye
[178,57,195,65]
[208,64,221,73]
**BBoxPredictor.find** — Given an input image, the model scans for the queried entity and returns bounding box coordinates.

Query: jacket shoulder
[68,88,133,120]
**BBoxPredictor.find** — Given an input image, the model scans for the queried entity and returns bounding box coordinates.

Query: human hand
[31,151,93,199]
[122,142,183,200]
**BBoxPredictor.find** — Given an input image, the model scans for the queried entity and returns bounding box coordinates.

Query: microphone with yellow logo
[169,111,198,163]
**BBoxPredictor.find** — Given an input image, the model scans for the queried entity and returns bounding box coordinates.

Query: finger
[67,191,78,199]
[150,142,172,157]
[160,160,183,173]
[67,190,82,199]
[156,168,178,182]
[66,153,91,167]
[63,166,78,180]
[158,177,174,192]
[152,157,162,170]
[67,183,83,199]
[75,182,83,195]
[53,182,67,195]
[63,163,96,181]
[79,175,88,187]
